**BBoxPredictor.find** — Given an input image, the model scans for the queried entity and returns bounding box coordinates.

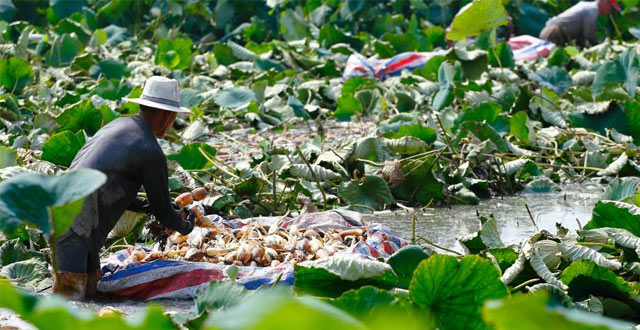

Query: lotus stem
[510,278,540,292]
[296,146,327,210]
[199,147,239,179]
[417,236,463,256]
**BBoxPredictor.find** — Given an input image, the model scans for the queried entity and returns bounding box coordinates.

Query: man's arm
[141,154,193,235]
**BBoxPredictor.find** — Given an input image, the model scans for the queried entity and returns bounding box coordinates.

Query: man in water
[539,0,620,47]
[53,76,196,300]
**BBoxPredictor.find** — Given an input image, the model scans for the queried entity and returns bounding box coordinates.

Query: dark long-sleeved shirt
[68,115,189,253]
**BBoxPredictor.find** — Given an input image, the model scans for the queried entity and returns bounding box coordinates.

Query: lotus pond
[1,0,640,329]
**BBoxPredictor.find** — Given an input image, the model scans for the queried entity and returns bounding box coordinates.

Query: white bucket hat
[123,76,192,114]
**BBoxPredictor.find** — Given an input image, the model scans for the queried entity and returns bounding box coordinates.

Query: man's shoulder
[575,1,599,14]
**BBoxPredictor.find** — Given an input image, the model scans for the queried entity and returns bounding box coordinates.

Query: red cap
[609,0,621,12]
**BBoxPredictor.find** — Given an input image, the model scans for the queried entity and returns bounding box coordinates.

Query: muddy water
[368,182,604,253]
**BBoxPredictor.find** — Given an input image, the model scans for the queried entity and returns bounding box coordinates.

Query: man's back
[69,115,163,251]
[543,1,599,46]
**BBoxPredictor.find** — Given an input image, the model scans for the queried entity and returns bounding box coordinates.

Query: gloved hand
[172,202,190,220]
[128,197,151,214]
[179,208,196,235]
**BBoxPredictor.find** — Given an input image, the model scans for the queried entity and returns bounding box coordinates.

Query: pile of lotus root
[132,185,369,267]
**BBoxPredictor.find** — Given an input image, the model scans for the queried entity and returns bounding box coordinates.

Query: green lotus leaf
[56,99,104,135]
[0,0,16,21]
[88,58,128,80]
[386,245,430,289]
[215,88,257,109]
[385,124,437,144]
[41,130,86,167]
[0,238,30,266]
[488,41,514,68]
[585,200,640,237]
[294,255,398,298]
[195,281,251,314]
[156,38,193,70]
[338,175,394,211]
[290,164,341,181]
[592,49,639,98]
[528,67,572,95]
[334,94,362,122]
[0,57,33,93]
[0,146,17,169]
[167,143,217,170]
[0,169,106,237]
[410,254,509,330]
[601,178,640,202]
[446,0,508,41]
[48,34,81,67]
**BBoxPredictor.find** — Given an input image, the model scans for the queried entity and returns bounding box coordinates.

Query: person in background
[52,76,196,300]
[539,0,621,47]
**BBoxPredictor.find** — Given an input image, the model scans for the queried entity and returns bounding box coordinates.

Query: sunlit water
[367,182,604,253]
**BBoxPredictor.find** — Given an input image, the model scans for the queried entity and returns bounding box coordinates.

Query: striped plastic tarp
[343,35,554,80]
[507,35,555,62]
[97,210,407,300]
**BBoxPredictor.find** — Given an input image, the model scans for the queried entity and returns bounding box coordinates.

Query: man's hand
[128,197,151,214]
[179,209,195,235]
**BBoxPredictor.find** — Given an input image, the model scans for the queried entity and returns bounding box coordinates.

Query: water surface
[368,182,603,253]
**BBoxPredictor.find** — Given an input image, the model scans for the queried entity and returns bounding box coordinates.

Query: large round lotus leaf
[0,280,177,329]
[56,100,103,135]
[48,34,80,67]
[446,0,508,41]
[0,169,106,237]
[41,130,86,167]
[409,254,509,330]
[334,94,362,122]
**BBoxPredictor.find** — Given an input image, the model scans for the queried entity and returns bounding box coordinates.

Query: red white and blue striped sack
[508,35,555,62]
[343,35,554,80]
